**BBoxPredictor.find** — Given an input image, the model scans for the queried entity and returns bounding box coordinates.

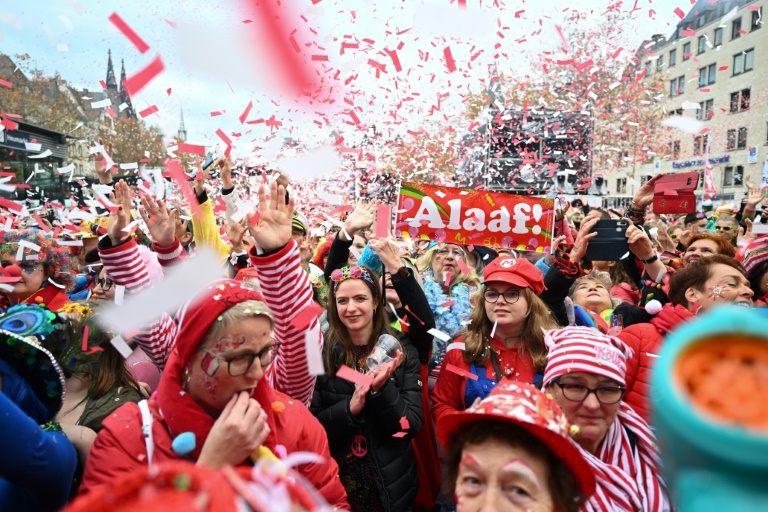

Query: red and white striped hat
[543,326,634,386]
[742,236,768,275]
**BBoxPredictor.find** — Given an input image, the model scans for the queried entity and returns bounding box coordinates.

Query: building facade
[611,0,766,206]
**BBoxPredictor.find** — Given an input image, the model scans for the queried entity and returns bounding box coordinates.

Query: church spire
[177,104,187,141]
[118,58,135,118]
[105,49,117,91]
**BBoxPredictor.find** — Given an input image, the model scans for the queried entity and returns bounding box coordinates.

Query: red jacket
[79,387,348,509]
[432,337,537,424]
[618,304,695,422]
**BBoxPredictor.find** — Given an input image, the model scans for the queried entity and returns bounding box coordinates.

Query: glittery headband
[330,265,376,291]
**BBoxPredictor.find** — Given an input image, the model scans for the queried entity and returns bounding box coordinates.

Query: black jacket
[310,332,423,511]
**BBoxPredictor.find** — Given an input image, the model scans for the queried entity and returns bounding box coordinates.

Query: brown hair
[669,255,747,307]
[462,287,556,373]
[684,233,736,258]
[90,343,142,400]
[444,420,585,512]
[325,266,395,376]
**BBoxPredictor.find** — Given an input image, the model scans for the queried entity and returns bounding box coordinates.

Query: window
[698,169,705,185]
[645,60,651,77]
[707,63,716,84]
[696,15,707,28]
[673,140,681,160]
[752,9,761,31]
[693,135,704,156]
[727,129,736,151]
[723,166,734,187]
[732,18,742,39]
[730,88,750,113]
[698,64,716,87]
[669,108,683,117]
[696,99,713,120]
[738,127,747,149]
[616,177,627,194]
[669,49,677,67]
[714,27,723,46]
[682,42,691,61]
[657,54,664,72]
[733,49,755,75]
[698,36,706,54]
[670,75,685,96]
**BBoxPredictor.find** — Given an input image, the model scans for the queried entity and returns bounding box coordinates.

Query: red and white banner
[395,182,555,252]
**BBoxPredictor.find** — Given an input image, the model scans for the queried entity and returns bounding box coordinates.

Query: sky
[0,0,694,166]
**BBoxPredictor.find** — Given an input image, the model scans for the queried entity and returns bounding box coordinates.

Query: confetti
[109,334,134,359]
[337,365,374,386]
[445,363,478,380]
[305,329,325,376]
[138,105,158,118]
[290,301,324,331]
[428,328,451,342]
[108,13,150,54]
[122,55,165,96]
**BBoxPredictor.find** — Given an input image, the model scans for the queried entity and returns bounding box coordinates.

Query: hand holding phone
[585,219,630,261]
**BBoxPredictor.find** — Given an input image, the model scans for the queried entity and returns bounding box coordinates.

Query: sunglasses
[715,226,735,232]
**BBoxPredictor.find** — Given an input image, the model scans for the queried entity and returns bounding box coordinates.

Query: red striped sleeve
[131,314,176,370]
[98,238,151,294]
[251,239,320,406]
[152,236,187,267]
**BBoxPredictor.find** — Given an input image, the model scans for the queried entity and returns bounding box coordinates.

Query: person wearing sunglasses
[80,181,348,509]
[543,327,671,512]
[714,214,739,246]
[432,257,557,424]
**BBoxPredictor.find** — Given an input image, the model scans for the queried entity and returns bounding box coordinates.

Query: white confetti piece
[348,245,361,261]
[29,149,52,159]
[305,330,325,376]
[24,142,42,152]
[56,163,75,174]
[118,102,128,112]
[428,328,451,342]
[110,335,133,359]
[57,14,73,30]
[119,162,138,170]
[91,98,112,109]
[661,116,705,135]
[18,240,41,252]
[55,240,83,247]
[114,284,125,306]
[56,43,68,52]
[97,248,223,334]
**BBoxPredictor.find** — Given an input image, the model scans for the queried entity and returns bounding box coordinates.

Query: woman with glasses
[310,258,423,511]
[432,257,558,424]
[0,228,76,312]
[80,181,348,508]
[543,327,671,512]
[418,243,481,386]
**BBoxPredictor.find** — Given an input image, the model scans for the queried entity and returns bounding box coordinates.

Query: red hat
[64,461,241,512]
[155,280,278,461]
[482,257,546,295]
[436,380,595,500]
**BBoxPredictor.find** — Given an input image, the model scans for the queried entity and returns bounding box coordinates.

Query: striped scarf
[579,404,671,512]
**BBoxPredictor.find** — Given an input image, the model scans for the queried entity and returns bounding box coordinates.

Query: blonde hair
[418,244,482,291]
[462,287,556,373]
[201,300,274,347]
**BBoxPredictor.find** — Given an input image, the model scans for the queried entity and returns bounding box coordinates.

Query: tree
[98,116,166,170]
[378,124,460,184]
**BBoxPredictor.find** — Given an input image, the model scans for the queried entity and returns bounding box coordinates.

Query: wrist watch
[642,254,659,264]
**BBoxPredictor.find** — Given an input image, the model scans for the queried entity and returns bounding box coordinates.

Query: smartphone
[586,219,630,261]
[202,153,216,171]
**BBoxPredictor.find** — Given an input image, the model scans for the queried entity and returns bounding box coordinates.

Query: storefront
[0,120,69,204]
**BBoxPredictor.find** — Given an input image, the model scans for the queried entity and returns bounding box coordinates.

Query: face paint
[459,454,481,468]
[708,285,725,301]
[501,459,542,492]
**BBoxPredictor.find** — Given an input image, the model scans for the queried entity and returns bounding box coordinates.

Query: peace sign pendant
[351,433,368,458]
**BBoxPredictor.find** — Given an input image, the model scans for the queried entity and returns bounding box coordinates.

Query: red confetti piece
[384,48,402,72]
[166,88,172,95]
[375,204,391,238]
[81,325,90,351]
[138,105,158,118]
[337,365,374,386]
[176,143,206,155]
[239,100,253,124]
[216,128,232,146]
[311,54,329,61]
[457,257,469,275]
[441,300,456,308]
[445,363,478,381]
[0,197,23,213]
[108,12,150,53]
[123,55,165,96]
[404,305,425,325]
[392,432,408,438]
[444,271,453,287]
[289,301,324,331]
[399,416,410,430]
[165,159,202,219]
[33,215,50,232]
[443,46,457,73]
[673,7,685,19]
[99,79,107,89]
[0,79,11,88]
[718,65,729,71]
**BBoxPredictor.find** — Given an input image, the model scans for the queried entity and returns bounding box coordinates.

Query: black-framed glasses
[553,380,625,405]
[200,342,281,377]
[484,288,521,304]
[96,276,114,291]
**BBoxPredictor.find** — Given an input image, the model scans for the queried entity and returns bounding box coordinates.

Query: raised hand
[370,350,403,393]
[247,181,294,252]
[655,224,678,254]
[626,223,656,261]
[197,392,270,470]
[349,383,369,416]
[369,236,404,273]
[632,174,664,209]
[193,158,210,196]
[107,180,133,245]
[226,218,248,252]
[569,216,599,262]
[92,138,114,184]
[738,218,756,246]
[744,177,765,209]
[343,200,376,239]
[139,193,176,247]
[216,156,233,190]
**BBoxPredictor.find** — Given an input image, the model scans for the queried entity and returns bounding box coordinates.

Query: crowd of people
[1,145,767,512]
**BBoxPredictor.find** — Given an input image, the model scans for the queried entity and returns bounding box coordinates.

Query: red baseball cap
[482,257,545,295]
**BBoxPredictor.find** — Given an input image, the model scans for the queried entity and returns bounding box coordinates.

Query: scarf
[579,404,670,512]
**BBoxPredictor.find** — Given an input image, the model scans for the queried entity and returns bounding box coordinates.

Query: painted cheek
[202,374,219,402]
